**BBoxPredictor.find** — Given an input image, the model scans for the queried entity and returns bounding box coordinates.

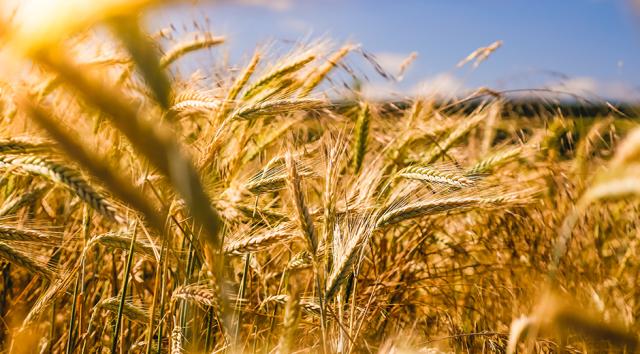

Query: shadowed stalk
[233,254,251,350]
[65,274,80,354]
[110,15,171,109]
[146,235,168,354]
[31,50,223,255]
[284,153,328,352]
[19,95,166,231]
[110,222,138,354]
[276,280,301,354]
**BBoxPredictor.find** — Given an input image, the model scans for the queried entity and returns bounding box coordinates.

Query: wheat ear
[230,98,325,121]
[261,294,321,316]
[171,284,222,318]
[299,44,355,96]
[243,53,316,99]
[422,112,486,164]
[160,35,225,68]
[224,228,292,256]
[0,241,54,280]
[285,153,318,255]
[0,226,56,244]
[467,146,522,175]
[96,297,150,324]
[396,165,474,188]
[376,195,521,228]
[0,137,50,155]
[85,232,158,260]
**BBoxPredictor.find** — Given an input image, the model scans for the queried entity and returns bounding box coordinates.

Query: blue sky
[150,0,640,101]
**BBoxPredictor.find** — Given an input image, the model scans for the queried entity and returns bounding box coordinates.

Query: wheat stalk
[276,283,301,354]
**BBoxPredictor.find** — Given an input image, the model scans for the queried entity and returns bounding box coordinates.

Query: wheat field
[0,1,638,353]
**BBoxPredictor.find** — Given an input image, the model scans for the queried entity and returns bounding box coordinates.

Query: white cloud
[601,81,640,101]
[357,74,639,102]
[361,73,468,100]
[372,51,418,81]
[411,73,467,99]
[547,77,598,97]
[374,52,409,73]
[546,76,640,102]
[360,81,399,100]
[234,0,293,11]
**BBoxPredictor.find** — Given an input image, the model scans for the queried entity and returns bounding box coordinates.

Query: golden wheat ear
[299,43,355,97]
[285,152,318,256]
[243,51,316,100]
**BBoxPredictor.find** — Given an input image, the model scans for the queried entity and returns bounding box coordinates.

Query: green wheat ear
[352,103,370,173]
